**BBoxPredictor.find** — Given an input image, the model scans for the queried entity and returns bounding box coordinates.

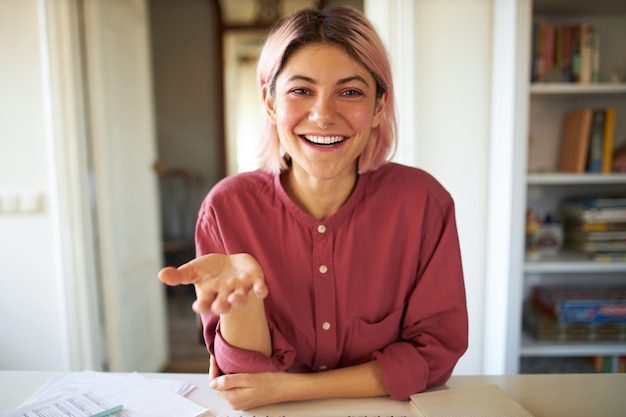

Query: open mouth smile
[303,135,346,146]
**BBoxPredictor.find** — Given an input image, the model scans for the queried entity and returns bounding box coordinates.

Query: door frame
[42,0,105,371]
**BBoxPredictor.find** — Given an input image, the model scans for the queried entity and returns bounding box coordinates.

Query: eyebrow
[286,75,371,88]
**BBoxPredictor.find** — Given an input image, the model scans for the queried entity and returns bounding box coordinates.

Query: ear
[262,84,277,125]
[371,92,387,129]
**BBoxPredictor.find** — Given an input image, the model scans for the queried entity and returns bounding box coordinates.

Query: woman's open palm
[158,253,268,314]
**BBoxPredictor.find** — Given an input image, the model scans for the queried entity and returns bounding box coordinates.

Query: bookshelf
[511,0,626,374]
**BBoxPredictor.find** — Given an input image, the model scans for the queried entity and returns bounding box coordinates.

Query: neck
[281,165,358,221]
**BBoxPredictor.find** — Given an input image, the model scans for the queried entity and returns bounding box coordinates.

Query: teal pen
[88,404,124,417]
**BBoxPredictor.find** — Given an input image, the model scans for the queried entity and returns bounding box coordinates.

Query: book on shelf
[592,356,619,373]
[531,286,626,324]
[566,229,626,243]
[523,302,626,341]
[565,219,626,232]
[561,197,626,258]
[558,109,593,173]
[531,21,597,83]
[602,107,616,173]
[563,196,626,209]
[592,252,626,262]
[579,23,596,84]
[566,238,626,254]
[586,110,605,172]
[560,197,626,223]
[557,108,616,174]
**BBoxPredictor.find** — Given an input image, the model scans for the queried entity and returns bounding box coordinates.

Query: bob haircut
[256,5,397,174]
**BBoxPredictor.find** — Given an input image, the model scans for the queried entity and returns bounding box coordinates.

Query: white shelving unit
[510,0,626,374]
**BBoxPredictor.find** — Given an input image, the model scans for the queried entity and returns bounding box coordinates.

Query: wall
[367,0,494,374]
[0,0,68,370]
[416,0,493,375]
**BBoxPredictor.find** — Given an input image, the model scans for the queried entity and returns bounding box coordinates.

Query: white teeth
[304,135,345,145]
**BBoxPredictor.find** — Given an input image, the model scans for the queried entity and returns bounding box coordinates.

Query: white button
[319,365,327,370]
[322,322,331,330]
[319,265,328,274]
[317,225,326,233]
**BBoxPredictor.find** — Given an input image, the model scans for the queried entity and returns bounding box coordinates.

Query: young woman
[159,5,468,411]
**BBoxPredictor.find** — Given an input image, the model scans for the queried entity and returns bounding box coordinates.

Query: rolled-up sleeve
[206,317,297,373]
[372,195,468,400]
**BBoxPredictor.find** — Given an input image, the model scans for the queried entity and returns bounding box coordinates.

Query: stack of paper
[410,384,534,417]
[0,371,211,417]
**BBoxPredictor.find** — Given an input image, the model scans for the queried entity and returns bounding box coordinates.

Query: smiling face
[263,43,386,183]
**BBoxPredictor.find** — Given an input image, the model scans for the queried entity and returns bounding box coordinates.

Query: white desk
[1,371,625,416]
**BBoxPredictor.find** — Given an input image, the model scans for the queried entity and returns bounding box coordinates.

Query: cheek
[274,102,304,130]
[348,106,378,129]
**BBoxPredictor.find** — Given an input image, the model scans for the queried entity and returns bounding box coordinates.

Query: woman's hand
[209,361,389,411]
[209,354,220,380]
[209,371,286,411]
[158,253,268,314]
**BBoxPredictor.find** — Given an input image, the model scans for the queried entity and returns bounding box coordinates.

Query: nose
[309,94,336,127]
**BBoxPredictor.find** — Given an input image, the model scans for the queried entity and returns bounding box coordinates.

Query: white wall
[0,0,68,370]
[367,0,495,374]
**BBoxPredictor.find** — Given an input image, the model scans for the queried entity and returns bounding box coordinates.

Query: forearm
[280,360,388,402]
[219,290,271,357]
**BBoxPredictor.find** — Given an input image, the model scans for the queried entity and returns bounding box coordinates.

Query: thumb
[158,266,184,286]
[158,264,199,286]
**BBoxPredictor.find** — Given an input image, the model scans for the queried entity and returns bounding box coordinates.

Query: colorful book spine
[579,23,594,83]
[602,107,616,173]
[533,286,626,324]
[586,109,605,173]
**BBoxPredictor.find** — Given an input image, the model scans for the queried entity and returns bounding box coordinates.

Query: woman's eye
[291,88,311,95]
[341,89,363,97]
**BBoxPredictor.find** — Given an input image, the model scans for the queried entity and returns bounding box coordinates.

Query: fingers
[227,287,250,307]
[209,373,275,410]
[191,284,249,314]
[253,281,269,299]
[208,355,220,380]
[209,374,250,391]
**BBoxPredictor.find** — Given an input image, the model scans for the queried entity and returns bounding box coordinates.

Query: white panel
[82,0,167,372]
[0,0,67,371]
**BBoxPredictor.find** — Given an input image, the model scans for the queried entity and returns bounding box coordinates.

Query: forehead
[279,43,372,82]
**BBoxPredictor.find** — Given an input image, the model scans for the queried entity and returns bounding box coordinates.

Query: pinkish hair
[256,5,397,174]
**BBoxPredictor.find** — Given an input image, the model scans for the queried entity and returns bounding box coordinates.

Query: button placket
[312,222,338,370]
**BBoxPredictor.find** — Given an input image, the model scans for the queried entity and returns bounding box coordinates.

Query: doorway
[149,0,225,372]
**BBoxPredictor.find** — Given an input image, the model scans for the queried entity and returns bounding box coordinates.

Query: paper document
[0,372,210,417]
[0,391,124,417]
[410,384,534,417]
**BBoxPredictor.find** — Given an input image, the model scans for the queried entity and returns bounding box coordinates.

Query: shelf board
[520,333,626,357]
[530,83,626,95]
[525,252,626,273]
[534,0,626,15]
[527,173,626,185]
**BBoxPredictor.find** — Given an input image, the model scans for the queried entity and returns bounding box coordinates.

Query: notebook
[410,384,534,417]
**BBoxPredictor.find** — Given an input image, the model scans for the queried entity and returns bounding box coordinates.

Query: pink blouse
[196,163,468,400]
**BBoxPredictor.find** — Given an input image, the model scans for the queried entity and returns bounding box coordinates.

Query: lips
[303,135,346,146]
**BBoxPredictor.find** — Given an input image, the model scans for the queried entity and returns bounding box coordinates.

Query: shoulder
[366,163,451,200]
[201,169,275,212]
[362,163,456,219]
[208,169,273,199]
